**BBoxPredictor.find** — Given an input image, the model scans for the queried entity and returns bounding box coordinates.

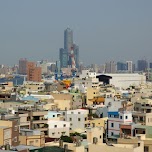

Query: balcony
[32,120,47,124]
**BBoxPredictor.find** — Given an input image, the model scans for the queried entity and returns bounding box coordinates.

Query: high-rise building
[19,58,28,75]
[105,61,117,73]
[64,28,73,52]
[117,62,127,71]
[59,28,79,69]
[27,62,42,82]
[137,60,148,72]
[59,48,68,68]
[126,61,133,73]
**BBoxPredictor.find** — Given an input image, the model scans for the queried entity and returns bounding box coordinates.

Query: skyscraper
[64,28,73,52]
[59,28,79,69]
[137,60,148,72]
[59,48,68,68]
[117,62,127,71]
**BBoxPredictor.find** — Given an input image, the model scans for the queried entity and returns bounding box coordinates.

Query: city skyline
[0,0,152,65]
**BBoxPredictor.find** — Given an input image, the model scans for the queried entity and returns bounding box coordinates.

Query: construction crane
[70,46,77,77]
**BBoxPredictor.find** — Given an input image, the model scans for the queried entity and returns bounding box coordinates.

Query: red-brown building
[27,62,42,82]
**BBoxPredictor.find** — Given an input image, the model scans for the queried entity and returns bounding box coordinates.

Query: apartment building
[17,108,49,136]
[23,81,45,92]
[86,87,100,106]
[86,126,103,144]
[0,115,19,146]
[108,111,132,139]
[60,109,88,132]
[51,93,73,110]
[47,120,70,138]
[27,62,42,82]
[19,129,45,147]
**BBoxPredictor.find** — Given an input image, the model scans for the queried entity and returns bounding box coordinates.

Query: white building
[108,111,132,138]
[74,70,101,93]
[47,120,70,138]
[60,109,89,132]
[97,73,146,89]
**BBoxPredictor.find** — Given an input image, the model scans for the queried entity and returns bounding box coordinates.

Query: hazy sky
[0,0,152,65]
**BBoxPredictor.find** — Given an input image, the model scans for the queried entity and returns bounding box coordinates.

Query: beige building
[0,126,12,146]
[86,87,100,106]
[87,127,103,144]
[85,117,108,129]
[51,93,73,110]
[23,81,45,93]
[19,129,45,147]
[0,118,19,146]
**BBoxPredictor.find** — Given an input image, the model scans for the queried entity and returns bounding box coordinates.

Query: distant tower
[126,61,133,73]
[59,28,79,69]
[137,60,148,72]
[64,28,73,52]
[105,61,116,73]
[19,58,28,75]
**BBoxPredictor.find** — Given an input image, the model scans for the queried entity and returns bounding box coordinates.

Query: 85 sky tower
[59,28,79,69]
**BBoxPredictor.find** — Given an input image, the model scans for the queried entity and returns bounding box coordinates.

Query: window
[63,124,66,127]
[85,117,87,121]
[100,135,102,139]
[14,137,17,142]
[54,125,57,128]
[125,116,128,119]
[29,141,34,145]
[69,118,72,121]
[78,118,81,121]
[120,116,122,119]
[53,115,55,117]
[52,132,55,135]
[78,112,81,114]
[14,126,18,131]
[63,112,65,116]
[144,146,149,152]
[111,132,114,136]
[111,123,114,127]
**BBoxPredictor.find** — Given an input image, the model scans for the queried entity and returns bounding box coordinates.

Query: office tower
[59,48,68,68]
[137,60,148,72]
[19,58,28,75]
[59,28,79,69]
[117,62,127,71]
[105,61,116,73]
[27,62,42,82]
[64,28,73,67]
[64,28,73,52]
[126,61,133,73]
